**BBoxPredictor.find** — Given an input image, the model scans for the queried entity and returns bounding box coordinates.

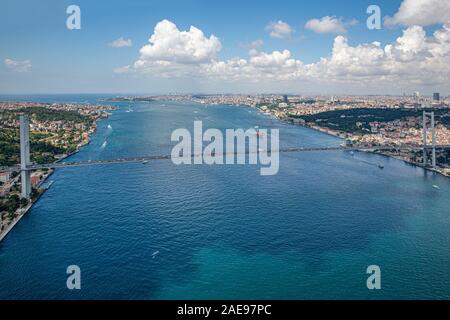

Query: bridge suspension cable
[1,112,449,199]
[1,144,450,173]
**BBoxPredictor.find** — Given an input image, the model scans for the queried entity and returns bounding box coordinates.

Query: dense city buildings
[0,101,115,238]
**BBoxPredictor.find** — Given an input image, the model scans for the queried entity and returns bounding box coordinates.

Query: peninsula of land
[0,101,115,240]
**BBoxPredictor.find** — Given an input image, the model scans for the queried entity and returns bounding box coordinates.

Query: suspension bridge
[0,114,448,199]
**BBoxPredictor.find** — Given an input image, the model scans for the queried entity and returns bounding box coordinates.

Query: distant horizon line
[0,92,447,97]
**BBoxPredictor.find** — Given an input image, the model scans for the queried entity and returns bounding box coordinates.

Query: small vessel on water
[378,164,385,169]
[45,181,55,190]
[433,185,440,190]
[142,161,149,165]
[107,124,112,129]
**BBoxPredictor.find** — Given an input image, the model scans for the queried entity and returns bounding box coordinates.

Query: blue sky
[1,0,449,95]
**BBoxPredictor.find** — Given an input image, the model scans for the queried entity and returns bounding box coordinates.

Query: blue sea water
[0,95,450,300]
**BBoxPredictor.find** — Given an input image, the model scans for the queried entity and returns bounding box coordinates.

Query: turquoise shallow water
[0,95,449,299]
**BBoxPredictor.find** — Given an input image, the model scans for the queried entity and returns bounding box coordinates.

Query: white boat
[433,185,440,190]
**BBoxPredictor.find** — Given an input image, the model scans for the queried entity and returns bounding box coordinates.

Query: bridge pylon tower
[422,111,436,168]
[19,115,32,199]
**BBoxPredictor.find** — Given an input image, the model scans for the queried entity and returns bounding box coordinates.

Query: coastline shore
[272,112,450,179]
[0,110,113,242]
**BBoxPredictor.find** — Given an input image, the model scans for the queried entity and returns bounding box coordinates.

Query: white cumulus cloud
[305,16,347,34]
[116,19,450,90]
[118,19,222,76]
[4,58,32,72]
[138,19,221,64]
[385,0,450,27]
[109,37,133,48]
[306,23,450,86]
[265,20,294,39]
[205,49,304,81]
[208,23,450,86]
